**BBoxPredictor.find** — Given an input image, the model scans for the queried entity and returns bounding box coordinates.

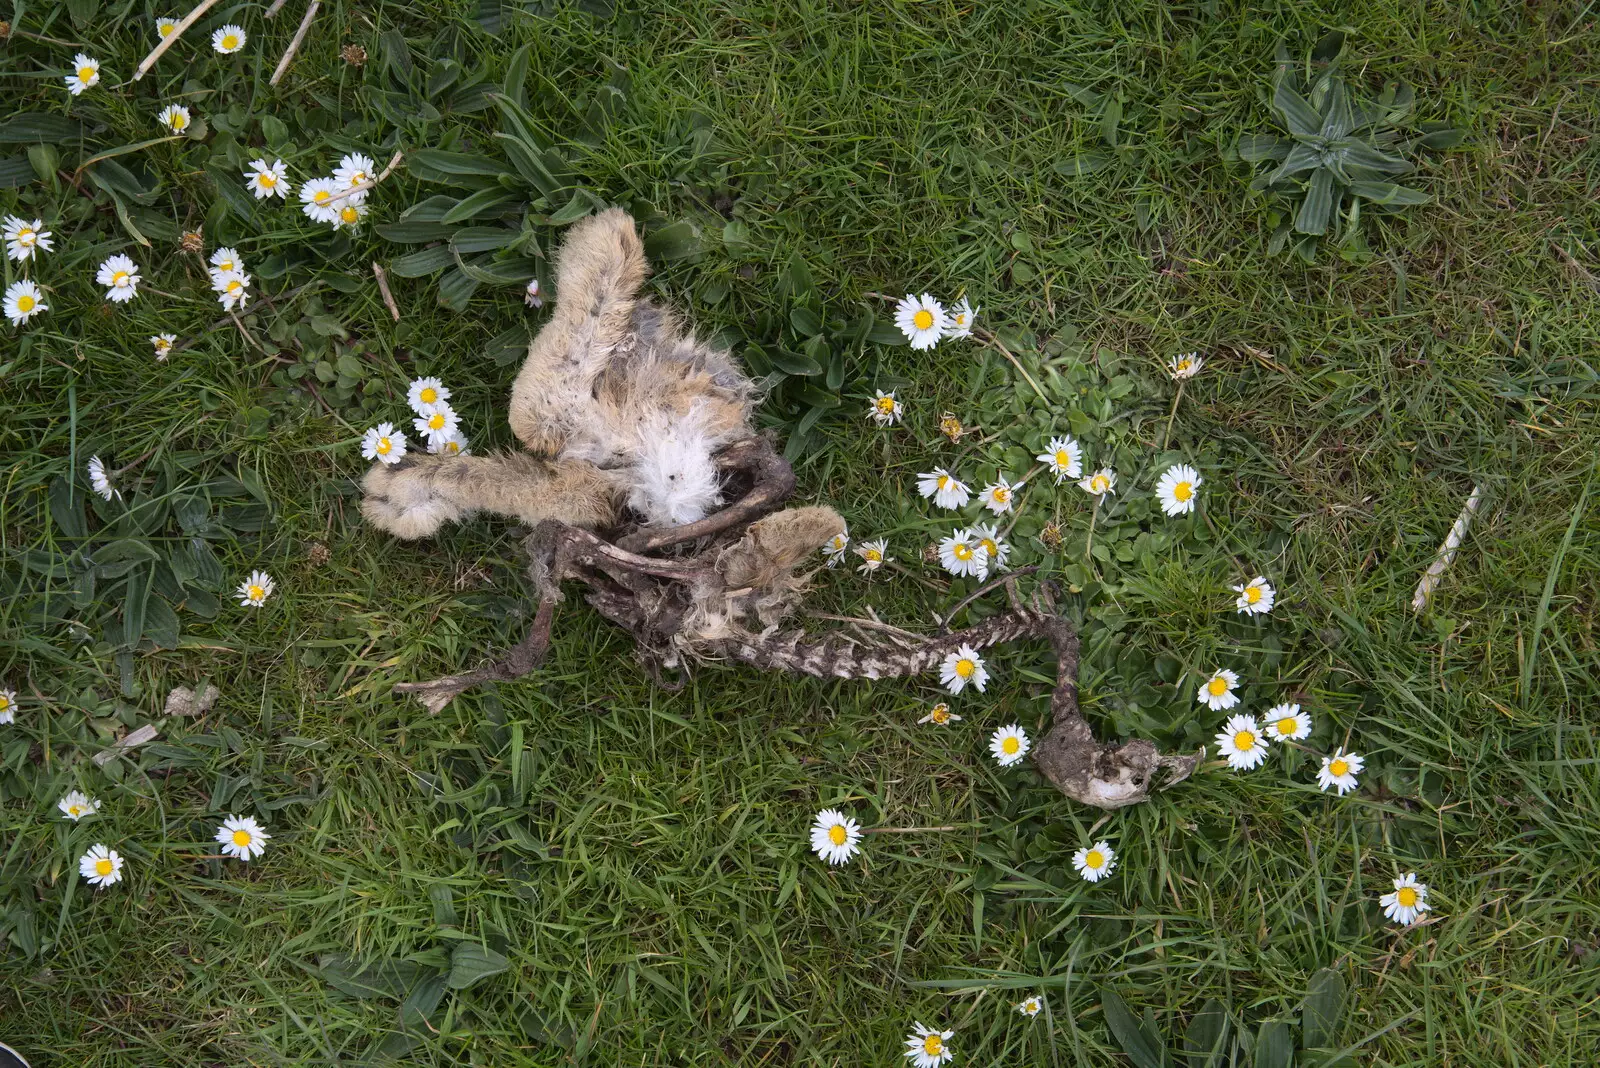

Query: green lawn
[3,1,1599,1064]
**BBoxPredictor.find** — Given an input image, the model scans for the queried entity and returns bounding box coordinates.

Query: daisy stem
[1084,496,1100,567]
[976,330,1049,402]
[1161,380,1185,450]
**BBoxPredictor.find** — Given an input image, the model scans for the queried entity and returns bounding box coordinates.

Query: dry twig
[372,262,401,321]
[1411,484,1485,613]
[269,0,320,87]
[132,0,223,80]
[324,151,405,206]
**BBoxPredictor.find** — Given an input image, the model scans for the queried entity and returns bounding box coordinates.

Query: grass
[2,0,1599,1064]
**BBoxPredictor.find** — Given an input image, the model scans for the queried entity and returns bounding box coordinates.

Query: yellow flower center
[830,536,845,551]
[16,295,35,312]
[912,309,934,331]
[160,22,174,36]
[1233,730,1256,751]
[923,1035,943,1056]
[445,441,460,454]
[376,437,392,455]
[827,825,847,846]
[227,280,243,294]
[246,585,265,602]
[419,387,437,404]
[1207,677,1229,696]
[1001,736,1020,755]
[979,539,997,556]
[232,829,252,847]
[1173,480,1194,502]
[18,228,35,244]
[0,696,9,710]
[341,206,360,224]
[1091,475,1108,493]
[1396,887,1418,907]
[94,859,113,876]
[1084,849,1104,869]
[78,66,96,81]
[955,658,975,679]
[1275,717,1297,736]
[864,548,881,562]
[314,190,331,204]
[992,487,1010,503]
[875,395,895,413]
[222,34,239,49]
[953,543,972,560]
[112,271,129,286]
[1178,359,1191,372]
[1055,450,1070,466]
[69,804,82,816]
[953,312,966,326]
[259,172,277,187]
[170,113,187,130]
[936,475,949,489]
[428,413,446,430]
[1025,1000,1037,1011]
[217,259,234,271]
[349,172,367,186]
[930,707,949,724]
[1246,586,1262,603]
[1329,759,1349,777]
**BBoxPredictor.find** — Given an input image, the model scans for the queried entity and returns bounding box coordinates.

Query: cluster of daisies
[891,292,980,352]
[362,375,471,465]
[242,151,378,234]
[52,787,270,891]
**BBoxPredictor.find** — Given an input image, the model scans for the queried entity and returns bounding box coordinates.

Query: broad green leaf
[75,137,182,177]
[1268,142,1322,182]
[0,155,37,188]
[440,189,519,224]
[1237,134,1290,163]
[452,250,538,285]
[1418,123,1466,150]
[1183,998,1229,1067]
[1054,150,1112,177]
[1273,81,1322,139]
[1253,1021,1293,1068]
[545,190,593,225]
[767,347,823,376]
[1347,181,1429,206]
[1303,968,1346,1048]
[377,219,456,243]
[643,219,703,262]
[1294,167,1336,235]
[449,227,522,254]
[1339,141,1412,175]
[400,974,448,1027]
[1320,79,1355,139]
[1101,990,1165,1068]
[437,267,479,311]
[50,477,87,538]
[320,955,431,1001]
[1311,30,1346,64]
[390,247,455,277]
[447,943,509,989]
[1101,93,1123,147]
[406,149,509,186]
[143,596,180,649]
[0,113,83,144]
[795,383,841,410]
[789,307,823,336]
[503,42,534,110]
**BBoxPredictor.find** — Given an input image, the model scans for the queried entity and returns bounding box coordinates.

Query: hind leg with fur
[360,452,626,540]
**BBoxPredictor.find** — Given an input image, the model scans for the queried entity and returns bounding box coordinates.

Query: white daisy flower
[917,702,961,726]
[916,468,970,510]
[96,254,141,303]
[211,24,246,54]
[4,279,47,325]
[854,537,889,574]
[1264,703,1311,744]
[407,377,451,412]
[58,790,100,821]
[151,333,176,360]
[1197,668,1240,710]
[412,403,460,446]
[524,277,543,308]
[894,293,947,351]
[970,523,1009,580]
[4,216,53,263]
[78,843,125,888]
[86,455,117,501]
[1234,576,1275,615]
[1079,467,1116,497]
[1072,840,1117,882]
[237,570,274,608]
[0,687,15,724]
[1016,994,1044,1018]
[1380,872,1429,925]
[977,476,1018,515]
[211,269,250,311]
[904,1023,954,1068]
[867,389,903,426]
[1036,435,1083,483]
[332,200,368,232]
[943,296,978,340]
[157,104,192,134]
[808,808,862,866]
[1316,749,1364,795]
[937,528,983,578]
[1155,463,1202,516]
[427,430,470,456]
[155,14,179,38]
[299,177,343,224]
[821,530,849,567]
[362,423,407,465]
[215,814,271,861]
[939,645,989,695]
[1169,352,1203,380]
[208,247,243,276]
[334,152,376,195]
[989,723,1030,767]
[244,158,289,199]
[1215,713,1268,770]
[65,54,101,95]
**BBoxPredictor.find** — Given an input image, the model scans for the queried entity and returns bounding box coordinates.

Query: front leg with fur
[360,453,626,539]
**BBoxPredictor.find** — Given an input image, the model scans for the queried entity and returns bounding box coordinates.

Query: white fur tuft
[627,409,723,525]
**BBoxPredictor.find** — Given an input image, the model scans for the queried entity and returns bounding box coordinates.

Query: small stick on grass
[132,0,223,80]
[269,0,320,87]
[264,0,291,15]
[863,826,957,834]
[372,262,400,321]
[1411,484,1485,613]
[324,150,404,206]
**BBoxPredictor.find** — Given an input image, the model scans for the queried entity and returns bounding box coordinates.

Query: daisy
[1016,994,1044,1018]
[96,254,141,303]
[916,468,970,510]
[86,456,117,501]
[333,152,376,195]
[854,537,889,574]
[904,1023,954,1068]
[524,277,543,308]
[1036,435,1083,483]
[157,104,192,134]
[1264,703,1311,744]
[211,269,250,311]
[1155,463,1202,516]
[808,808,862,866]
[332,200,368,232]
[977,476,1018,515]
[78,843,125,888]
[970,522,1009,579]
[237,570,274,608]
[3,216,53,263]
[1079,467,1116,497]
[0,687,15,724]
[362,423,407,465]
[1232,576,1275,615]
[917,702,961,726]
[215,814,271,861]
[1215,713,1269,770]
[943,296,978,340]
[65,54,101,95]
[243,158,288,199]
[4,279,47,326]
[58,790,100,821]
[867,389,903,426]
[1197,668,1240,711]
[151,333,176,361]
[1316,749,1364,795]
[989,723,1030,767]
[155,14,179,38]
[1169,352,1204,380]
[1072,840,1117,882]
[427,430,470,456]
[894,293,947,350]
[1380,872,1430,925]
[821,530,849,567]
[407,376,451,412]
[208,246,243,276]
[299,177,342,224]
[939,645,988,695]
[211,24,246,53]
[413,403,460,445]
[937,529,983,578]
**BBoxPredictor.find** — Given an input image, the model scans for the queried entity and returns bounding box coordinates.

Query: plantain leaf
[1273,81,1323,139]
[1237,134,1290,163]
[643,219,703,262]
[1294,167,1336,235]
[1253,1021,1293,1068]
[406,149,509,186]
[1101,990,1166,1068]
[1183,999,1230,1067]
[1347,181,1429,206]
[389,246,455,277]
[1054,150,1112,177]
[1303,968,1346,1048]
[447,943,509,989]
[441,188,520,224]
